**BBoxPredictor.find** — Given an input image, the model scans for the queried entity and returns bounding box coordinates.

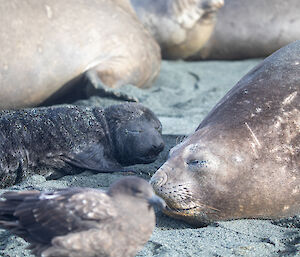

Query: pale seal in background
[131,0,223,59]
[195,0,300,59]
[151,40,300,225]
[0,0,160,110]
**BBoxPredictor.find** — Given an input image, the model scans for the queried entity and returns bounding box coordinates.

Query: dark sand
[1,59,300,256]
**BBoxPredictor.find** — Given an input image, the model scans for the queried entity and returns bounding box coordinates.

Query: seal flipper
[61,144,124,173]
[84,70,139,102]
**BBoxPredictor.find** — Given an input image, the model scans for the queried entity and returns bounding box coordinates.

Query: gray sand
[1,59,300,256]
[78,59,260,135]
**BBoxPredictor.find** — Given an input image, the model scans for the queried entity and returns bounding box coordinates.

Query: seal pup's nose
[150,169,168,188]
[151,142,165,154]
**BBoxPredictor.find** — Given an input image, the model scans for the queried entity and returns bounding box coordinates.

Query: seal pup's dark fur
[0,103,164,188]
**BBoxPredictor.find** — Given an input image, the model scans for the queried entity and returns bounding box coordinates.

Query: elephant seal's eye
[187,160,208,169]
[125,129,143,134]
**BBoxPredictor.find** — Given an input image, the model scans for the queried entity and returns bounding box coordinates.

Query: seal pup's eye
[131,130,143,134]
[124,129,143,134]
[155,125,162,133]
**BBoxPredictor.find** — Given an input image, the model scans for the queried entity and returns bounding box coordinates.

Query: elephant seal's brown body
[151,40,300,226]
[131,0,224,59]
[0,0,160,110]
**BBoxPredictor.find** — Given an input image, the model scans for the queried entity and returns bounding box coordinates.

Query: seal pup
[0,103,164,188]
[195,0,300,59]
[0,176,166,257]
[151,40,300,225]
[131,0,224,59]
[0,0,160,110]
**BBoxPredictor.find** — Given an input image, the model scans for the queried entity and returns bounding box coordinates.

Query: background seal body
[151,40,300,225]
[194,0,300,59]
[0,0,160,110]
[131,0,224,59]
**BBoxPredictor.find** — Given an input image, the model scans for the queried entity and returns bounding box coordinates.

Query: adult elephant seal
[151,40,300,226]
[0,0,160,110]
[195,0,300,59]
[0,103,164,188]
[131,0,224,59]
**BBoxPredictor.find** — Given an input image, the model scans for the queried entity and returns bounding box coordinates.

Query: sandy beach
[1,59,300,257]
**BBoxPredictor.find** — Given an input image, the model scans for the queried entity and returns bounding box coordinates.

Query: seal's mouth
[151,181,220,224]
[122,153,159,165]
[163,204,219,226]
[165,205,199,214]
[165,205,201,215]
[132,146,164,164]
[135,154,158,164]
[163,201,220,219]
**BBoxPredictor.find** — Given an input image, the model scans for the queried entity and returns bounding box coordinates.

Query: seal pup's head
[104,103,164,165]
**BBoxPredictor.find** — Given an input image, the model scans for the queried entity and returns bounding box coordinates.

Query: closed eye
[187,160,208,168]
[125,129,143,134]
[155,125,162,133]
